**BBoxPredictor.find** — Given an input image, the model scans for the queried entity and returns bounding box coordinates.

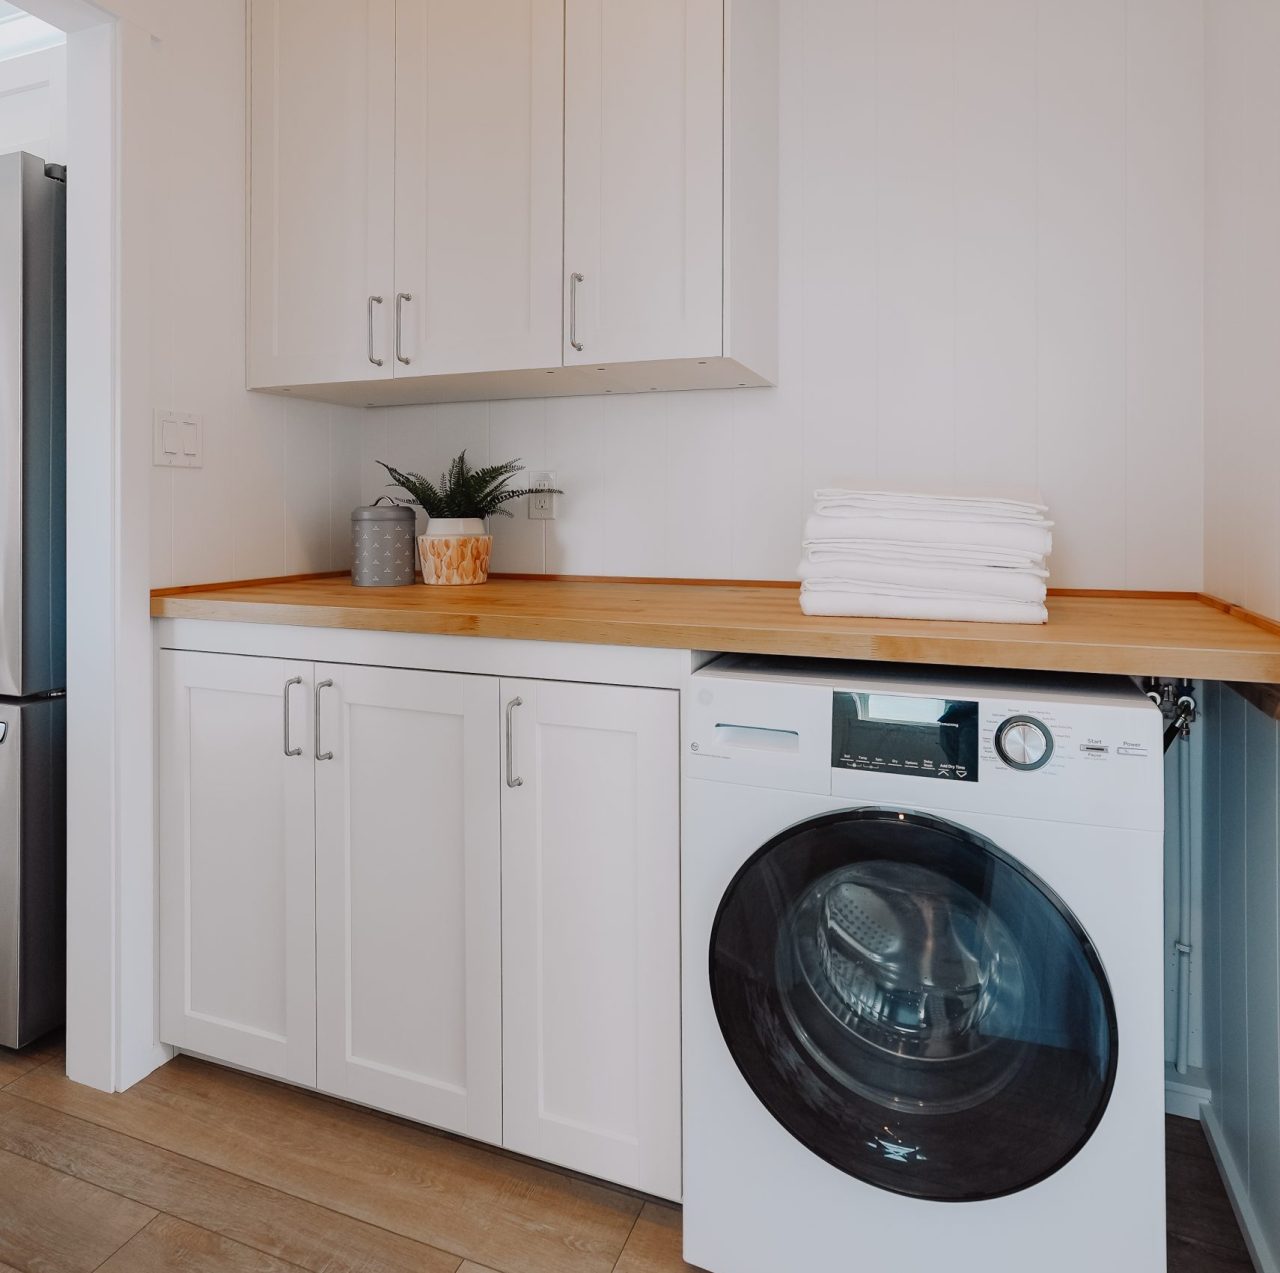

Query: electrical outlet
[528,471,557,520]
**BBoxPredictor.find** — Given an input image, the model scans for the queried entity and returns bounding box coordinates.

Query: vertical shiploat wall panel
[1202,682,1280,1272]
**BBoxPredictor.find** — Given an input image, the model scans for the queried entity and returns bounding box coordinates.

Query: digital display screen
[831,691,979,781]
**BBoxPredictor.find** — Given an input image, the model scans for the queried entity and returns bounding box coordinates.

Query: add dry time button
[995,715,1054,771]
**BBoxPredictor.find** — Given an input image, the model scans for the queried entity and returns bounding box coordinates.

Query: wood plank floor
[0,1035,1254,1273]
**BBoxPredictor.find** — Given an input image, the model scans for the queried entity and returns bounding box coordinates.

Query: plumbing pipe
[1174,710,1194,1075]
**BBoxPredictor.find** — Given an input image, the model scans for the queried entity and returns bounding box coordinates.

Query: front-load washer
[682,655,1166,1273]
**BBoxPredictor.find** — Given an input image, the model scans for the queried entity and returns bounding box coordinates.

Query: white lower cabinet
[158,651,317,1086]
[314,663,502,1142]
[500,679,682,1201]
[158,648,680,1197]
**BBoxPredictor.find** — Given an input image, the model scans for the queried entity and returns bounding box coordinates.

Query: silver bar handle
[395,292,412,365]
[283,676,303,757]
[569,273,584,351]
[505,696,524,788]
[315,679,334,761]
[367,295,384,366]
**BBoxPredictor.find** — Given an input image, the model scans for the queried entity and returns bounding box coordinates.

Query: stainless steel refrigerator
[0,151,65,1049]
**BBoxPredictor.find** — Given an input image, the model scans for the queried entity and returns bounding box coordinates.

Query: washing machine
[682,655,1166,1273]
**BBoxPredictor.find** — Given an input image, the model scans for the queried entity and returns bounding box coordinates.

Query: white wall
[147,0,1206,590]
[0,43,65,162]
[147,2,363,590]
[1205,1,1280,623]
[355,0,1205,588]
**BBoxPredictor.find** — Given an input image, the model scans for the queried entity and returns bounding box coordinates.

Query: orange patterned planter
[418,532,493,585]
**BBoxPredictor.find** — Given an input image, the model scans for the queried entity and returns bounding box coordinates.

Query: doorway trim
[23,0,166,1091]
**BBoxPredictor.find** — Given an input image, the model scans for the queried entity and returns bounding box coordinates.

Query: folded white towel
[799,587,1049,625]
[813,489,1049,522]
[797,559,1048,603]
[803,539,1048,573]
[812,505,1053,529]
[803,514,1054,557]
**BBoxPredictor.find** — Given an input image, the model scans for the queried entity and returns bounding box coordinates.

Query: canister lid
[352,499,416,523]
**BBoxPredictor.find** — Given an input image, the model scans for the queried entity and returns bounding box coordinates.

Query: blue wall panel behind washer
[1203,683,1280,1271]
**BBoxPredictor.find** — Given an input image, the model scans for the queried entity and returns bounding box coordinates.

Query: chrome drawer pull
[505,696,524,788]
[315,679,334,761]
[367,295,384,366]
[282,676,303,757]
[569,272,584,351]
[395,292,412,365]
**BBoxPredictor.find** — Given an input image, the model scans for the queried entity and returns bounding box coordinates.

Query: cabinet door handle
[282,676,303,757]
[395,292,412,365]
[569,273,584,351]
[367,295,384,366]
[505,696,524,788]
[315,679,335,761]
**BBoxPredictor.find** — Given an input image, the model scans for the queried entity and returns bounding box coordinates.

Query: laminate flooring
[0,1035,1254,1273]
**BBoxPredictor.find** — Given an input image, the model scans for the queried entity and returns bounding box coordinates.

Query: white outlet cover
[528,470,556,520]
[153,410,204,468]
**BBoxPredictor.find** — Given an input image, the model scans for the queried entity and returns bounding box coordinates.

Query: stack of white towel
[799,490,1053,624]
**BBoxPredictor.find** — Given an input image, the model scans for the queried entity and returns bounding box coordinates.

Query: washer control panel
[831,690,979,782]
[684,654,1165,830]
[994,715,1054,771]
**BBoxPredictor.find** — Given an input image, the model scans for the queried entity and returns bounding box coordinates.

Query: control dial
[995,715,1053,771]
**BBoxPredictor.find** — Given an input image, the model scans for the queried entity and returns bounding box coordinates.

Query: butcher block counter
[150,575,1280,685]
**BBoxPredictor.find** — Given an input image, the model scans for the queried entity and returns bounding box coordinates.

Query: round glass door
[710,808,1117,1202]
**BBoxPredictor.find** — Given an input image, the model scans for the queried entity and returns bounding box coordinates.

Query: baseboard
[1201,1104,1279,1273]
[1165,1064,1211,1119]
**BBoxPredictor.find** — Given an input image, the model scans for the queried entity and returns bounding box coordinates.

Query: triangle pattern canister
[351,501,416,586]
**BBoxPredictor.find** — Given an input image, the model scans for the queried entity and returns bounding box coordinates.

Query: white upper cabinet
[563,0,723,368]
[393,0,564,376]
[314,663,502,1143]
[248,0,396,389]
[246,0,776,404]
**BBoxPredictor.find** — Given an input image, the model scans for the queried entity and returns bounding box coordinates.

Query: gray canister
[351,500,417,586]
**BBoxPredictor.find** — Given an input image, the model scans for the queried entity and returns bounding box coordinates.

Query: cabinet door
[394,0,564,376]
[315,663,502,1143]
[501,679,681,1199]
[563,0,724,367]
[248,0,396,387]
[158,652,316,1085]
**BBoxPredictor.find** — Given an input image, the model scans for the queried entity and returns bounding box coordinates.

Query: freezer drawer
[0,695,66,1048]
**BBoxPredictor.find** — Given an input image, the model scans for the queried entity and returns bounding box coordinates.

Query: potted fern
[378,451,558,585]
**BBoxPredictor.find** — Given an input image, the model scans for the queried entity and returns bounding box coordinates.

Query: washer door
[710,808,1118,1202]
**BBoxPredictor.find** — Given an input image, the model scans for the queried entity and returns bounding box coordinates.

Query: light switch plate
[153,410,204,468]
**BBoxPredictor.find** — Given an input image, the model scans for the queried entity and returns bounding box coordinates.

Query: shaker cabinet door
[248,0,396,387]
[500,678,682,1199]
[563,0,724,367]
[314,663,503,1143]
[393,0,564,376]
[158,651,317,1086]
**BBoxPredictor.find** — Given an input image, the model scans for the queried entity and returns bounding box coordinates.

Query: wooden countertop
[150,575,1280,684]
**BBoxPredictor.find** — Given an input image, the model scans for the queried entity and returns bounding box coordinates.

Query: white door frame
[23,0,167,1091]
